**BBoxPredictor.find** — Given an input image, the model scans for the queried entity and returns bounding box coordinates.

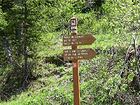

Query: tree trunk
[22,0,29,88]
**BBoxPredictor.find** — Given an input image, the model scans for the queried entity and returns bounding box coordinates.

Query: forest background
[0,0,140,105]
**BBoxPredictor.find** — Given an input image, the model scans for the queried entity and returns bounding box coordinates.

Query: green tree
[0,0,49,99]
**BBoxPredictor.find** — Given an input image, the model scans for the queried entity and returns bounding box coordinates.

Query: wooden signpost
[63,17,96,105]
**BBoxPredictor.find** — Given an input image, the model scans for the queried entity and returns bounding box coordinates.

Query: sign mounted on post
[70,17,77,33]
[63,48,96,61]
[63,17,96,105]
[63,34,96,46]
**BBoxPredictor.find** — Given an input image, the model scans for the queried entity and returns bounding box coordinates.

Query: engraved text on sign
[63,34,96,46]
[63,48,96,61]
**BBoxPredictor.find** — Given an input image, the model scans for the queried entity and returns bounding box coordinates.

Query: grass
[1,0,140,104]
[0,29,134,105]
[0,65,73,105]
[0,42,128,105]
[0,5,138,105]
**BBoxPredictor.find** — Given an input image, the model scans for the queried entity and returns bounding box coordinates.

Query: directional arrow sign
[63,34,96,46]
[63,48,96,61]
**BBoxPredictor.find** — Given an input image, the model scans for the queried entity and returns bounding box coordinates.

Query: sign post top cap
[71,17,77,20]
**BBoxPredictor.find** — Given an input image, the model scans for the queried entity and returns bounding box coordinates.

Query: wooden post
[63,17,96,105]
[71,17,80,105]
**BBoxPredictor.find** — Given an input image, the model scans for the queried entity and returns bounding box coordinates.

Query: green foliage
[0,0,140,105]
[127,72,135,83]
[0,8,7,30]
[79,48,139,105]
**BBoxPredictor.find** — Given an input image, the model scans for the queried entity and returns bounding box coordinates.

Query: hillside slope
[0,0,140,105]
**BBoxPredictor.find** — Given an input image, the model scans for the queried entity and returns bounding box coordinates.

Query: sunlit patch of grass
[93,34,131,49]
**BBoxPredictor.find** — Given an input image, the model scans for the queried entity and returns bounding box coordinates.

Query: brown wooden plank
[63,48,96,61]
[63,34,96,46]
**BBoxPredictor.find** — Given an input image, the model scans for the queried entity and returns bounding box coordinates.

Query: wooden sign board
[63,34,96,46]
[63,48,96,61]
[70,17,77,33]
[71,18,77,27]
